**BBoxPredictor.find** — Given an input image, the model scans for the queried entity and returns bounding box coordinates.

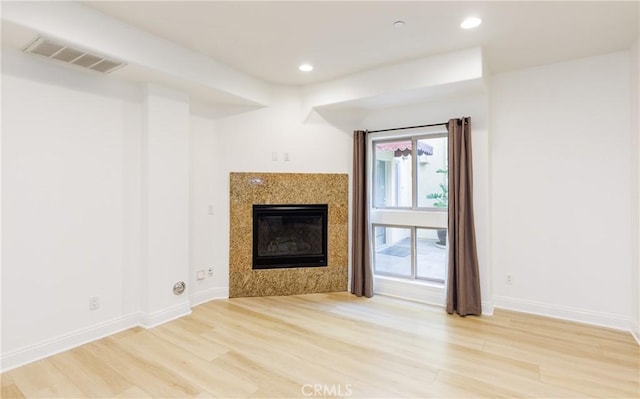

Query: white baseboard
[2,299,197,372]
[190,286,229,307]
[493,295,632,332]
[481,300,495,316]
[0,312,139,373]
[139,301,192,328]
[5,292,633,374]
[631,321,640,346]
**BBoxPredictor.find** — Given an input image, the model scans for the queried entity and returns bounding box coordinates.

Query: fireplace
[252,204,328,269]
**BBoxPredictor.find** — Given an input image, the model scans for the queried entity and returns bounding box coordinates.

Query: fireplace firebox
[252,204,328,269]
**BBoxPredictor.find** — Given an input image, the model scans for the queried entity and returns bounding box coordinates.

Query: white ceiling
[84,1,639,86]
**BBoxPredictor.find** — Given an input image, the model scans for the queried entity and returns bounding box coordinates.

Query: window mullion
[411,137,417,210]
[411,226,417,279]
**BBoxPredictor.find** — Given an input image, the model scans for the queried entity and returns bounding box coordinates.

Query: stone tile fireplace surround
[229,172,349,297]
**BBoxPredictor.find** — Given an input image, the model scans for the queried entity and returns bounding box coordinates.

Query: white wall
[211,87,352,296]
[0,48,3,368]
[189,112,227,304]
[490,51,632,330]
[1,51,142,368]
[361,94,491,311]
[0,50,201,370]
[140,85,191,326]
[631,39,639,342]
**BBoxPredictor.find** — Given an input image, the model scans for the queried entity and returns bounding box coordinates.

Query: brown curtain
[351,130,373,297]
[446,117,482,316]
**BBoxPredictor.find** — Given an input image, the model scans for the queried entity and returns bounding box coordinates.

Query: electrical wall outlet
[506,274,513,285]
[89,296,100,311]
[208,267,214,277]
[196,270,205,280]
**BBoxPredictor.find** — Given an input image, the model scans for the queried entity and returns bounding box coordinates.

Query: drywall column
[631,39,640,343]
[141,84,191,326]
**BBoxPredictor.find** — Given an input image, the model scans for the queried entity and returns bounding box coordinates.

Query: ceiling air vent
[23,36,126,74]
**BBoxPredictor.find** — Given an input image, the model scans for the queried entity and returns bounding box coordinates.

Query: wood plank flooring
[2,292,639,398]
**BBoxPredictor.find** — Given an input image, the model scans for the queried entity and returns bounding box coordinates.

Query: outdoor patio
[374,236,447,282]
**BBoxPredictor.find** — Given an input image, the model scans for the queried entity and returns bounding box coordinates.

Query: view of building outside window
[373,140,412,208]
[373,136,447,209]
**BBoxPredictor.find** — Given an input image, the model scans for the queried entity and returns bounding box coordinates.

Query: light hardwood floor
[1,292,639,398]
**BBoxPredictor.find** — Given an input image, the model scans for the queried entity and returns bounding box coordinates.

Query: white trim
[1,300,198,373]
[139,301,192,328]
[631,321,640,346]
[374,276,445,306]
[3,294,634,374]
[374,277,494,316]
[493,295,632,332]
[0,313,139,373]
[189,287,229,307]
[481,300,495,316]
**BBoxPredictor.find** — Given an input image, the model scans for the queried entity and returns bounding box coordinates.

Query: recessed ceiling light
[460,17,482,29]
[299,63,313,72]
[393,20,406,28]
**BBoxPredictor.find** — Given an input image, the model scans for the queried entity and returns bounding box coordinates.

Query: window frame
[368,126,449,287]
[372,223,414,279]
[372,223,447,284]
[371,133,448,212]
[414,226,447,284]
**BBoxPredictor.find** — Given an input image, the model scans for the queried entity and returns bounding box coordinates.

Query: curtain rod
[367,121,448,134]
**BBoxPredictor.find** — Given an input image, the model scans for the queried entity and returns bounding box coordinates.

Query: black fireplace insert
[252,204,328,269]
